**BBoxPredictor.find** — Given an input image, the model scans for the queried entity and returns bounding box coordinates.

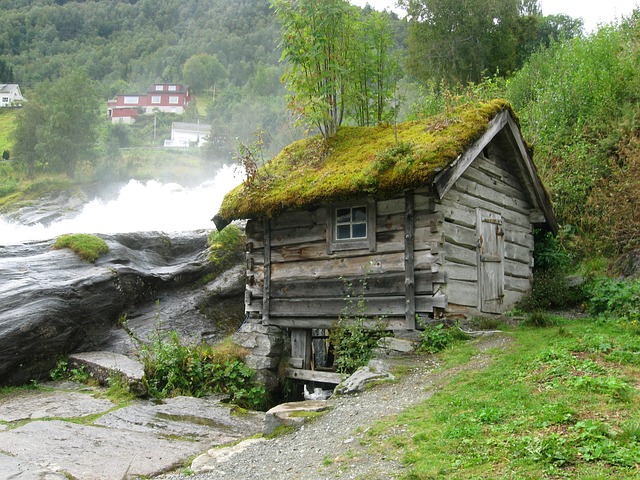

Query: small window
[155,85,164,91]
[123,96,139,104]
[151,95,161,104]
[169,96,179,104]
[336,206,367,240]
[168,85,177,91]
[327,198,376,253]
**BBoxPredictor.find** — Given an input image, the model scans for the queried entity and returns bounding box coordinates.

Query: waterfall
[0,164,243,245]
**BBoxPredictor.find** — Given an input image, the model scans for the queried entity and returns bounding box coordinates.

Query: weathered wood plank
[262,218,271,323]
[504,259,532,279]
[453,176,532,217]
[444,243,477,267]
[446,263,477,282]
[505,275,532,293]
[405,190,416,329]
[270,250,440,281]
[268,295,447,317]
[285,368,343,384]
[291,329,312,370]
[443,222,477,249]
[268,317,408,330]
[443,189,531,230]
[434,110,510,198]
[445,279,478,308]
[468,155,528,196]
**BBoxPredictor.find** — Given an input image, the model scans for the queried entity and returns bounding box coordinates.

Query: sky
[349,0,639,33]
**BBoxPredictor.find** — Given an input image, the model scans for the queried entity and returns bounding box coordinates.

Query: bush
[138,332,268,410]
[417,323,453,354]
[585,276,640,321]
[53,234,109,262]
[329,277,386,374]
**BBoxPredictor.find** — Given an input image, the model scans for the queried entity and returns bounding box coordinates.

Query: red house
[107,84,192,124]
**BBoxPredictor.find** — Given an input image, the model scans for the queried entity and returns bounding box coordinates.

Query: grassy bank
[365,316,640,479]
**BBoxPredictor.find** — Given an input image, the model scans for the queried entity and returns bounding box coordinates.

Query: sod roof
[217,99,516,222]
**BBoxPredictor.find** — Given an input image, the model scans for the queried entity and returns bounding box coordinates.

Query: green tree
[400,0,539,85]
[0,59,14,83]
[350,10,400,126]
[271,0,358,137]
[182,53,228,93]
[13,69,101,177]
[12,102,48,177]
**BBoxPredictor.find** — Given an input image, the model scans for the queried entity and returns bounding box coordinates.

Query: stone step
[68,351,146,396]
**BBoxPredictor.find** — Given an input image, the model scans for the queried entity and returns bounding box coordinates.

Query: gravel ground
[157,334,512,480]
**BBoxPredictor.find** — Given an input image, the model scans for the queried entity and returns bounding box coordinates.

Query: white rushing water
[0,164,243,245]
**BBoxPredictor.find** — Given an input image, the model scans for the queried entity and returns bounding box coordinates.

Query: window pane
[336,225,351,239]
[352,206,367,222]
[352,223,367,238]
[336,208,351,224]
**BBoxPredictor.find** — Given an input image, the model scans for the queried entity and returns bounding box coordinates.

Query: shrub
[416,323,454,354]
[329,277,386,375]
[138,332,268,410]
[53,233,109,262]
[585,276,640,321]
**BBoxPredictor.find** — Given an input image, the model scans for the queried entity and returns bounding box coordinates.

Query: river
[0,164,242,246]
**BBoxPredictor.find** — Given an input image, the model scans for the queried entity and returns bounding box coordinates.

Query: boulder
[335,359,396,395]
[0,231,241,386]
[262,400,332,435]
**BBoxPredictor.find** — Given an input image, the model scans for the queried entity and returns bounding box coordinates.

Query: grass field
[0,108,18,154]
[365,316,640,479]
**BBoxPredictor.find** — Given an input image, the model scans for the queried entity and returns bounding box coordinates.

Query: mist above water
[0,164,243,246]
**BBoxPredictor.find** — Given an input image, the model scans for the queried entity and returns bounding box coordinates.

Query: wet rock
[68,351,146,396]
[0,231,226,386]
[0,390,113,423]
[0,452,68,480]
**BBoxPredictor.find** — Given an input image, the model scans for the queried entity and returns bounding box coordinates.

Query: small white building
[164,121,211,148]
[0,84,26,107]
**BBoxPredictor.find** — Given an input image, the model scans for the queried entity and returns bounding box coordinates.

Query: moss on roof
[218,99,514,221]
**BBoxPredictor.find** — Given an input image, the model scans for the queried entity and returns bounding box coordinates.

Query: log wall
[438,152,534,316]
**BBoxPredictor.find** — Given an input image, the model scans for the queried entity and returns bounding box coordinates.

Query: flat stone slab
[0,452,68,480]
[0,390,113,422]
[0,389,265,479]
[96,395,264,443]
[263,400,332,435]
[192,437,267,473]
[0,420,206,479]
[69,351,147,395]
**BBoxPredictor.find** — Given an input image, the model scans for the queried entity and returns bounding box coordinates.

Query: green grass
[0,108,18,154]
[53,234,109,262]
[364,318,640,479]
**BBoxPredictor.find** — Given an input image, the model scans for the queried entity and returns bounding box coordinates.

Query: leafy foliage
[138,333,268,410]
[53,233,109,263]
[585,277,640,322]
[329,277,386,374]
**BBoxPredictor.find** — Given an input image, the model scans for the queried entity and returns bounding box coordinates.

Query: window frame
[169,96,179,104]
[123,96,139,104]
[326,197,376,253]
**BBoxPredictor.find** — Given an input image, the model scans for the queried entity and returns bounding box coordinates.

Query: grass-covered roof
[218,99,514,222]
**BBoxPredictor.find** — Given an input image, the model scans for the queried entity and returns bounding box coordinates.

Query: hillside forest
[0,0,639,280]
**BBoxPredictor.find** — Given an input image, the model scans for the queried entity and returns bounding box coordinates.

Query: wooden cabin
[215,100,557,381]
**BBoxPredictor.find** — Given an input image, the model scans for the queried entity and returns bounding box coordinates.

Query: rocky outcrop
[0,231,245,386]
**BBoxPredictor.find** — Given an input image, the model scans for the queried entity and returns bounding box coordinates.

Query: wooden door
[477,209,505,313]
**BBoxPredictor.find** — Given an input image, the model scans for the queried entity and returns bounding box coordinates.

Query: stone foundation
[232,316,287,392]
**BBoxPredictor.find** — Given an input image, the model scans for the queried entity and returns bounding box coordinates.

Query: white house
[0,84,26,107]
[164,121,211,148]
